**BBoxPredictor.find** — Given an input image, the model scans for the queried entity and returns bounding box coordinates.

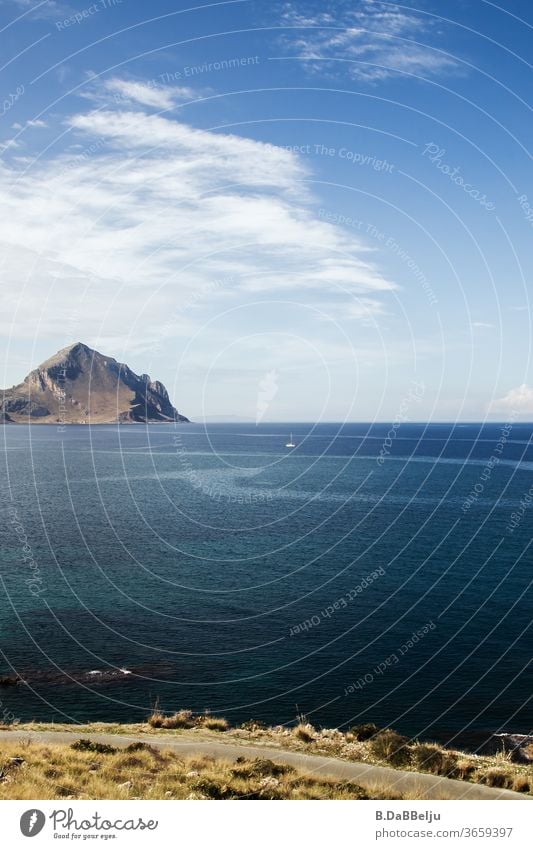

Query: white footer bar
[2,799,531,848]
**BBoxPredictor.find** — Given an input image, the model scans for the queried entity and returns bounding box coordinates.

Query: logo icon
[20,809,46,837]
[256,369,279,424]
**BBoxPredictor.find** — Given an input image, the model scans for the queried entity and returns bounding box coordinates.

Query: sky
[0,0,532,421]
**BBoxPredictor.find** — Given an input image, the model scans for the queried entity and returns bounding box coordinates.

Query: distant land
[0,342,189,425]
[193,415,254,423]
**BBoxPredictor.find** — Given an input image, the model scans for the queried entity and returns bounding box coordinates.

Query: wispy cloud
[0,90,395,349]
[101,78,195,110]
[5,0,71,20]
[280,1,459,83]
[12,119,47,130]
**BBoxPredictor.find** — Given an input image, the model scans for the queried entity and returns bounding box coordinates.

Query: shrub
[455,760,476,781]
[147,703,197,729]
[200,716,229,732]
[481,768,512,789]
[512,775,530,793]
[161,710,195,729]
[147,710,164,728]
[293,723,315,743]
[125,742,157,754]
[412,743,457,777]
[349,722,381,741]
[370,730,410,767]
[70,739,117,754]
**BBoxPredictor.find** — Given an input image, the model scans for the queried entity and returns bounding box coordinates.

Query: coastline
[0,718,531,801]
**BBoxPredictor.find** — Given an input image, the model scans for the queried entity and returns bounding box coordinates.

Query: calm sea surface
[1,422,532,749]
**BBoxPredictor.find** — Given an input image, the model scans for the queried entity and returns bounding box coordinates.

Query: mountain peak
[65,341,91,355]
[38,341,96,370]
[2,343,189,425]
[59,341,90,353]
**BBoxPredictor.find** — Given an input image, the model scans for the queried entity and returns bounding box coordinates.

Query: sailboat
[285,432,296,448]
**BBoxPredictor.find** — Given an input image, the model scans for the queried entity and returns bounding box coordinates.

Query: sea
[0,422,531,750]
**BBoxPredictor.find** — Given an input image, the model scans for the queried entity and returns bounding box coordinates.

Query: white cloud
[345,297,386,320]
[102,78,195,110]
[6,0,70,19]
[280,1,459,83]
[0,139,19,153]
[489,384,533,415]
[0,99,395,355]
[11,119,47,131]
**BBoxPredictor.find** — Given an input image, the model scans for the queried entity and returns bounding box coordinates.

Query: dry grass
[1,716,532,797]
[147,709,228,732]
[148,709,195,730]
[0,739,401,800]
[293,723,315,743]
[200,717,229,732]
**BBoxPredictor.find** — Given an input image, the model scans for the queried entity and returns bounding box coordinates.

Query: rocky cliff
[1,343,189,424]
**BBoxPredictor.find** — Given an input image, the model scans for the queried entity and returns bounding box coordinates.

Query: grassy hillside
[0,738,400,801]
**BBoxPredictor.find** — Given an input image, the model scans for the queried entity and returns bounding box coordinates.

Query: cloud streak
[280,0,459,83]
[101,78,196,110]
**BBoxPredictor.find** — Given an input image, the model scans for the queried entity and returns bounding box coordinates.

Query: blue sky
[0,0,532,421]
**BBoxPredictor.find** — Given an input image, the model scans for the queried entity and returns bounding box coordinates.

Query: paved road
[0,729,528,800]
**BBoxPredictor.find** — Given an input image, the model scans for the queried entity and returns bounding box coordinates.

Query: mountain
[0,343,189,424]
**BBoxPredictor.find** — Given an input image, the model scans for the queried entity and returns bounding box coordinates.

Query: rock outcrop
[1,342,189,424]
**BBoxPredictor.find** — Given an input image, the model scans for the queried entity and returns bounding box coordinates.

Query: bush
[200,716,229,732]
[293,723,315,743]
[481,768,512,789]
[349,722,381,741]
[147,706,196,729]
[155,709,196,728]
[512,775,530,793]
[370,730,410,767]
[147,710,164,728]
[70,739,117,754]
[455,760,476,781]
[411,743,457,777]
[148,709,229,731]
[125,742,157,755]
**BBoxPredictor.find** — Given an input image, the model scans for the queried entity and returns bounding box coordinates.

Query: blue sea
[1,422,532,750]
